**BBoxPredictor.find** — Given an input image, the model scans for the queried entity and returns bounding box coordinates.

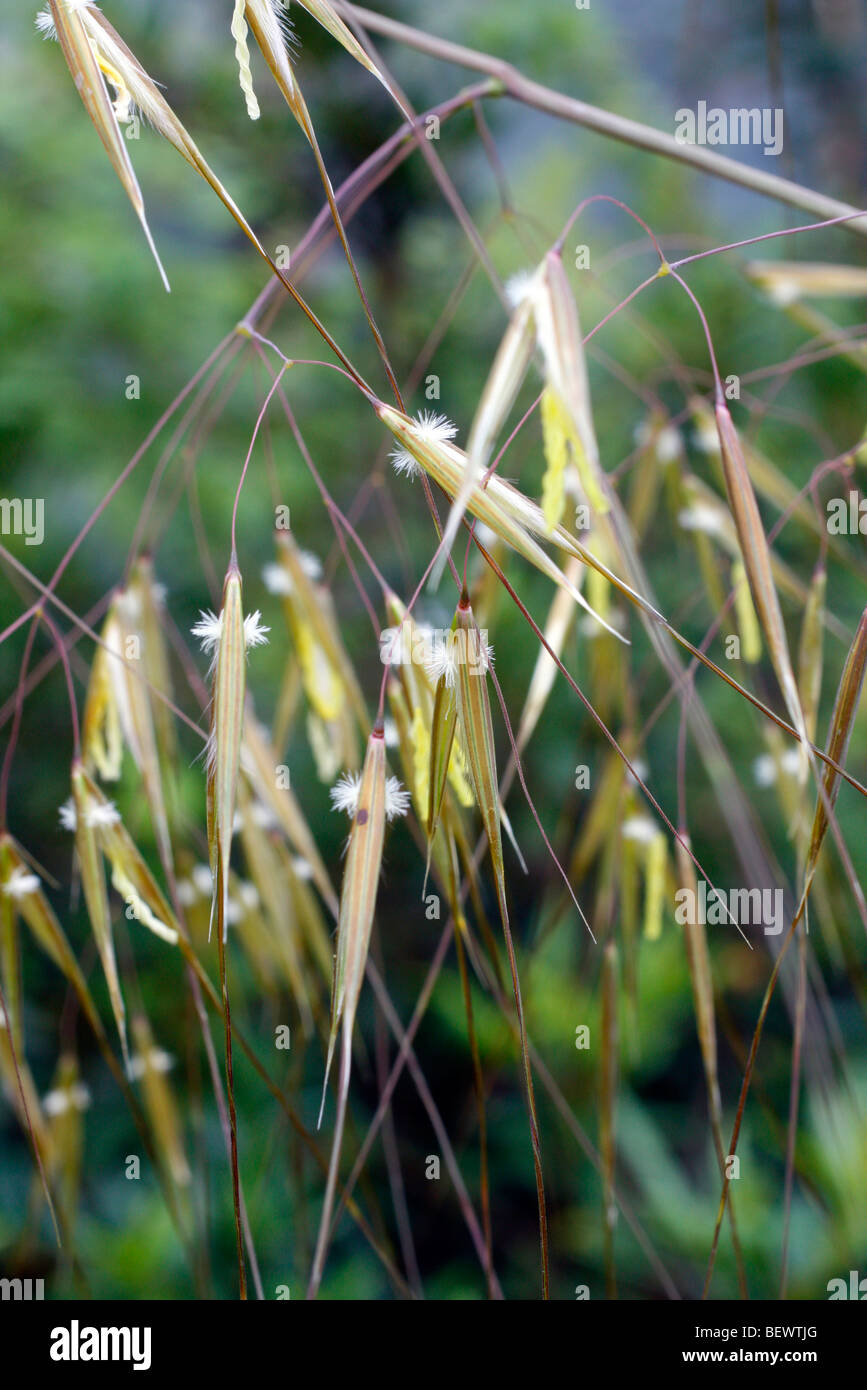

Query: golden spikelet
[194,563,269,940]
[540,386,570,530]
[535,251,610,517]
[81,634,123,782]
[731,558,763,665]
[642,830,667,942]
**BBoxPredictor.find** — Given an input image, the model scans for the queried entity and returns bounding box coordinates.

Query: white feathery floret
[384,776,411,821]
[390,411,459,478]
[329,770,363,817]
[329,770,409,822]
[58,797,121,831]
[262,550,322,595]
[2,865,40,899]
[192,607,270,669]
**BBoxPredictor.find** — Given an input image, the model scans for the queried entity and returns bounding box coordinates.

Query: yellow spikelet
[731,558,762,664]
[0,834,102,1046]
[0,843,22,1052]
[643,832,667,941]
[82,637,123,781]
[540,386,569,530]
[293,0,389,86]
[241,710,338,917]
[411,706,432,815]
[446,729,474,808]
[536,251,610,517]
[296,621,344,723]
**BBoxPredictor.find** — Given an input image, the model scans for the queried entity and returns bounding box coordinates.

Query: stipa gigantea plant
[8,0,867,1306]
[381,403,629,638]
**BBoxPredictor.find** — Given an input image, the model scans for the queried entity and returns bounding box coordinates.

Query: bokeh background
[1,0,866,1299]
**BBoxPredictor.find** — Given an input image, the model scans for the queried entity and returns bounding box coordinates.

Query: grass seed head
[379,402,626,640]
[200,563,261,940]
[536,251,609,517]
[453,595,508,923]
[321,727,407,1123]
[81,623,123,782]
